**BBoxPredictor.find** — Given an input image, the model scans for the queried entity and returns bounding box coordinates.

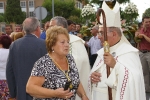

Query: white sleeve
[105,62,120,89]
[87,38,92,47]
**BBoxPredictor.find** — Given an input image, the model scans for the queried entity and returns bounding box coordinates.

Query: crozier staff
[96,8,112,100]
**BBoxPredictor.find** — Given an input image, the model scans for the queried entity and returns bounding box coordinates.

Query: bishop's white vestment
[69,34,91,100]
[88,38,146,100]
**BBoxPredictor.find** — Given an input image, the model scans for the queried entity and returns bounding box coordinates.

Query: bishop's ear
[111,31,117,37]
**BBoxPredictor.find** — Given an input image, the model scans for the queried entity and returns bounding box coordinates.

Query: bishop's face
[98,27,113,46]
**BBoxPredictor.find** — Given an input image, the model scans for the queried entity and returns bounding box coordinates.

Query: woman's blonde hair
[14,32,24,41]
[46,26,69,53]
[10,32,24,41]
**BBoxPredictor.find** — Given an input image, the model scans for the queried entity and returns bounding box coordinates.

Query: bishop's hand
[103,52,116,68]
[90,71,101,84]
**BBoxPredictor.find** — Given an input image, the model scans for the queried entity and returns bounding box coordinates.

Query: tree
[142,8,150,18]
[81,4,96,26]
[121,2,139,25]
[4,0,26,24]
[0,14,5,22]
[42,0,81,23]
[76,0,89,5]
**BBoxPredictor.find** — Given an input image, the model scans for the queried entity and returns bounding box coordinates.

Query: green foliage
[122,12,139,24]
[0,13,5,22]
[90,1,103,8]
[117,0,130,4]
[120,8,125,20]
[4,0,25,24]
[54,0,75,18]
[81,4,96,26]
[76,0,89,5]
[68,16,81,24]
[142,8,150,18]
[121,3,139,25]
[79,26,91,37]
[42,0,81,23]
[134,36,141,43]
[122,23,138,46]
[70,8,81,17]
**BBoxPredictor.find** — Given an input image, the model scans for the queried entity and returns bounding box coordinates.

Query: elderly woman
[26,26,88,100]
[0,35,12,99]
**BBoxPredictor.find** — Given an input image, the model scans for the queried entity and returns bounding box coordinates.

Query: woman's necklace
[49,54,73,89]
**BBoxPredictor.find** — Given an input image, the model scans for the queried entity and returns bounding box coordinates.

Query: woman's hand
[90,71,101,84]
[55,88,74,99]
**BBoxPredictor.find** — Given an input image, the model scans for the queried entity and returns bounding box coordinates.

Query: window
[20,1,26,8]
[29,12,34,17]
[29,1,34,8]
[75,1,82,9]
[0,2,4,9]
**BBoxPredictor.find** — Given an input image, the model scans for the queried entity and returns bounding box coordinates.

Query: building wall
[0,0,82,32]
[0,0,44,16]
[0,0,82,17]
[34,0,44,7]
[0,0,6,13]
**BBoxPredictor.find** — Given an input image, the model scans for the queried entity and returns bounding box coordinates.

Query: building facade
[0,0,82,32]
[0,0,44,17]
[0,0,82,17]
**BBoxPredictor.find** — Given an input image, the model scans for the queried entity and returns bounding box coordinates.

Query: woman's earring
[52,48,54,52]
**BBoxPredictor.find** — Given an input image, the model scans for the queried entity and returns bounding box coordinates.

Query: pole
[39,7,42,28]
[52,0,54,17]
[96,8,112,100]
[26,0,29,17]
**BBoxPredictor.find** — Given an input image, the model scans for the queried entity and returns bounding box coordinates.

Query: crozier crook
[96,8,112,100]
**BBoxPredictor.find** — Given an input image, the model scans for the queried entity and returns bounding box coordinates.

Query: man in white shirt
[85,25,102,68]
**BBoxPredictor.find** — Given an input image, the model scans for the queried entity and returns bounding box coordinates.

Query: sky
[120,0,150,21]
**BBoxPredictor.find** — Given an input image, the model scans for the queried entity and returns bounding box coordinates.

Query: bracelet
[81,93,86,98]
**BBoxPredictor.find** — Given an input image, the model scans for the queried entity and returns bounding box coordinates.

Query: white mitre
[100,1,121,27]
[98,1,131,45]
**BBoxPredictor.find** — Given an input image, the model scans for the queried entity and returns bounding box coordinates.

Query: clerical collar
[110,38,122,52]
[111,39,121,47]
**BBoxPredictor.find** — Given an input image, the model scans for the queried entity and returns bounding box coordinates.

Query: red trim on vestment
[120,67,129,100]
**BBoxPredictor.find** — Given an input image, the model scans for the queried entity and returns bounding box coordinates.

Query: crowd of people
[0,1,150,100]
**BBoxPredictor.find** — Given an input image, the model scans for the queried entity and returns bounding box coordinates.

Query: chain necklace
[49,54,73,89]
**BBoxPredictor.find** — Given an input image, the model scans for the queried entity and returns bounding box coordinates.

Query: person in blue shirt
[40,21,50,40]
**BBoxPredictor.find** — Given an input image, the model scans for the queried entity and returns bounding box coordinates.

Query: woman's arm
[77,83,89,100]
[26,76,73,99]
